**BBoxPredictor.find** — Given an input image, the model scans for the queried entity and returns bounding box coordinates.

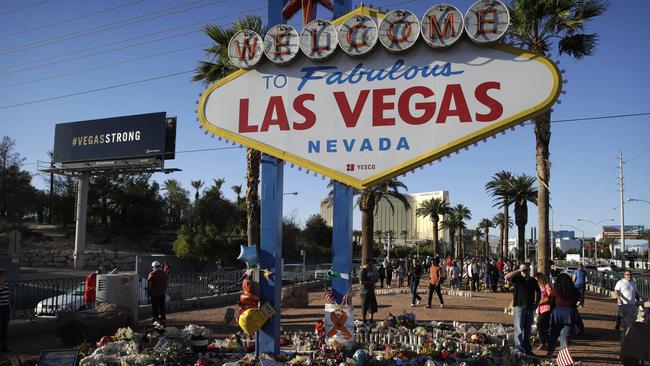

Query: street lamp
[577,218,615,262]
[560,224,585,262]
[628,198,650,204]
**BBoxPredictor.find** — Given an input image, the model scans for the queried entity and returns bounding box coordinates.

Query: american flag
[323,288,336,304]
[556,347,574,366]
[342,288,353,309]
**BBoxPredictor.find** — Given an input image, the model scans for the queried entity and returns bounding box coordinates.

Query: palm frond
[558,33,598,59]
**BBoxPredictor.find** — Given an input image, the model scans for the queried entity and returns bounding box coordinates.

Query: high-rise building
[320,190,450,245]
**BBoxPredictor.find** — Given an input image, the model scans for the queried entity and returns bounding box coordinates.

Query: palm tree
[492,212,513,258]
[191,180,204,204]
[478,218,493,257]
[231,185,243,203]
[212,178,226,198]
[440,215,458,257]
[472,227,483,256]
[486,170,514,258]
[507,0,608,274]
[401,230,408,243]
[447,204,471,257]
[508,174,538,261]
[326,179,409,264]
[192,15,267,251]
[416,197,451,256]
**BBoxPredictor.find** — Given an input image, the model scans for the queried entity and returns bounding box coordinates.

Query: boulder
[56,303,134,346]
[281,285,309,308]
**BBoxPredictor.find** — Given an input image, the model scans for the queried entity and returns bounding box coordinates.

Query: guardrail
[10,267,335,319]
[586,270,650,301]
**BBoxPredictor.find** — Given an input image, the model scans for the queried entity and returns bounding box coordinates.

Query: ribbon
[327,309,352,340]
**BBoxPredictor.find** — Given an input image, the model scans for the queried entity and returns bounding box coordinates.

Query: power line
[0,43,208,89]
[0,6,266,74]
[0,70,193,110]
[548,112,650,124]
[0,1,145,39]
[0,0,50,16]
[0,0,226,55]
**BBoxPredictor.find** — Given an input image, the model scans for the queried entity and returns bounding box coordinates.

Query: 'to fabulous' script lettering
[297,59,464,91]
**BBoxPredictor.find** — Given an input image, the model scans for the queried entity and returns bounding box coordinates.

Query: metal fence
[9,266,332,319]
[586,270,650,301]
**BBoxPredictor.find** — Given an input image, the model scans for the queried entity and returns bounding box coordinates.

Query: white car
[35,278,149,317]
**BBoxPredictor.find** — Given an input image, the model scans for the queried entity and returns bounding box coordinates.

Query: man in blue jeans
[572,263,587,307]
[505,264,541,355]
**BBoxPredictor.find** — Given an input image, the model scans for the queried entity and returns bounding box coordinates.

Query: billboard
[602,225,645,239]
[198,6,561,189]
[53,112,171,163]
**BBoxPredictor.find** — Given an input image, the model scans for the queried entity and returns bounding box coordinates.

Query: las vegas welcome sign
[198,3,562,189]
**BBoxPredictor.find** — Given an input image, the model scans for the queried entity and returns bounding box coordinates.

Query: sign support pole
[73,174,89,270]
[256,155,283,356]
[332,182,353,303]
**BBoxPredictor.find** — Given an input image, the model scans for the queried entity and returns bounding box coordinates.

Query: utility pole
[619,150,626,268]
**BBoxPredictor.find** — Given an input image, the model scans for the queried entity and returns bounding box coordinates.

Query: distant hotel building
[320,191,451,245]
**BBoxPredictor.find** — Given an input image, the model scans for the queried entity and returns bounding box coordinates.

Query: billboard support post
[256,155,283,355]
[73,174,89,270]
[332,182,353,303]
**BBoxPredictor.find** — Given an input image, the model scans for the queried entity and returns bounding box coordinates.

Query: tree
[173,225,243,271]
[472,227,483,256]
[162,179,190,229]
[191,180,204,204]
[509,174,538,261]
[416,197,451,256]
[507,0,608,275]
[451,204,471,257]
[440,215,458,257]
[478,218,494,257]
[231,185,243,204]
[492,212,513,258]
[192,16,266,252]
[486,171,514,260]
[110,175,166,236]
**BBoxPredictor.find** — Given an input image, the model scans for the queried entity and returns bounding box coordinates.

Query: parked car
[562,266,579,277]
[35,277,149,317]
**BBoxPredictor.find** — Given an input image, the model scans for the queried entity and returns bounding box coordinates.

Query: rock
[281,285,309,308]
[56,303,134,346]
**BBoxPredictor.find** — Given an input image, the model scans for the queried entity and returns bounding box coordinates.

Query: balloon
[237,244,258,267]
[353,349,368,366]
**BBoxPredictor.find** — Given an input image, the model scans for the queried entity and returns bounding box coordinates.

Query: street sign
[199,5,561,189]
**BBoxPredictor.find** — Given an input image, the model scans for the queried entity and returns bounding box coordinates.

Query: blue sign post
[332,182,353,303]
[256,155,284,355]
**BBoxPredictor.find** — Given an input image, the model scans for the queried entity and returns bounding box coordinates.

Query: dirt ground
[0,278,624,364]
[148,278,623,365]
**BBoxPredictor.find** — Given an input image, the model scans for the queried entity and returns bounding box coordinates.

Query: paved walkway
[1,279,623,365]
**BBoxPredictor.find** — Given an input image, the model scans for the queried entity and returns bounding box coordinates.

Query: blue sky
[0,0,648,241]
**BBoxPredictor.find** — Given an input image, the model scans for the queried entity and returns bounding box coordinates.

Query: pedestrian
[614,271,639,333]
[378,263,386,288]
[572,263,587,307]
[490,260,499,292]
[546,273,581,357]
[385,261,393,288]
[84,267,105,310]
[483,260,492,292]
[359,261,378,323]
[408,258,422,307]
[469,260,480,292]
[425,258,444,308]
[451,261,461,289]
[148,261,169,324]
[0,270,10,352]
[534,273,553,351]
[505,264,541,355]
[396,262,405,288]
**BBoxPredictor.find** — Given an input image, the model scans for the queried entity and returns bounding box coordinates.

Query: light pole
[577,218,615,262]
[560,224,585,262]
[283,192,298,196]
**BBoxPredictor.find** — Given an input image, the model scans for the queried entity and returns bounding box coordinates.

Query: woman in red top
[546,273,580,357]
[534,273,553,350]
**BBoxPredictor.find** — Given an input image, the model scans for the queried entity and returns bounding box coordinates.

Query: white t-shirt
[614,279,637,305]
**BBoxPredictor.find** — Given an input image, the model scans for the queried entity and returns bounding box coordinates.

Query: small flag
[323,288,335,304]
[556,347,574,366]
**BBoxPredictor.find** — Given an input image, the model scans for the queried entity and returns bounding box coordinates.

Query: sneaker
[425,305,431,309]
[410,304,416,307]
[416,299,421,305]
[440,304,444,308]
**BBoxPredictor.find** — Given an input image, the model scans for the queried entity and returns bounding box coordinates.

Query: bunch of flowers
[182,324,211,340]
[114,327,135,341]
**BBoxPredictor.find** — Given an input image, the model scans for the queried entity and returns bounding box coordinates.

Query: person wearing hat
[0,269,9,352]
[505,263,541,355]
[147,261,169,324]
